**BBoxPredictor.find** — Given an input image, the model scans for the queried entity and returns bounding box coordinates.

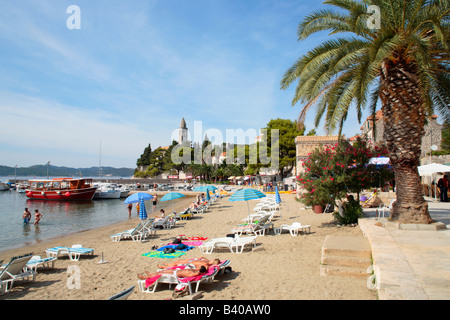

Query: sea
[0,176,184,253]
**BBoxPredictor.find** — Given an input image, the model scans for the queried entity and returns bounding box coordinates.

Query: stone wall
[295,135,340,198]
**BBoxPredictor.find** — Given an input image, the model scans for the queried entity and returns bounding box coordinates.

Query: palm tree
[281,0,449,223]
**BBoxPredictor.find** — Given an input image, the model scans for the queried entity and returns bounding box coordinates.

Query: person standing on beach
[152,195,158,211]
[23,208,31,224]
[127,203,133,218]
[34,209,42,225]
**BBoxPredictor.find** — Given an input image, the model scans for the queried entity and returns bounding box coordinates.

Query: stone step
[321,255,372,269]
[320,235,373,278]
[321,235,372,259]
[320,265,372,279]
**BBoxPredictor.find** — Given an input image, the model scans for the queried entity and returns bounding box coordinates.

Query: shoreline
[0,196,195,257]
[0,193,377,300]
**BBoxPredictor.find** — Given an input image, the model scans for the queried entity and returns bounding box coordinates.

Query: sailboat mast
[99,140,102,178]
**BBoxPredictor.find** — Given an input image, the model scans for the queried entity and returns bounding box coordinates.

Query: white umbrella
[418,163,450,176]
[418,163,450,201]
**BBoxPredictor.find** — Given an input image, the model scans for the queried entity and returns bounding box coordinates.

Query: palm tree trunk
[379,57,433,224]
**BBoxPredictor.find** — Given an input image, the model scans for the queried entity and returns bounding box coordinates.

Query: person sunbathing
[157,257,220,270]
[138,266,208,280]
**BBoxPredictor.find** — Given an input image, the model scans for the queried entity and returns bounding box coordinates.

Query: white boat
[16,183,29,193]
[93,183,121,199]
[0,182,10,191]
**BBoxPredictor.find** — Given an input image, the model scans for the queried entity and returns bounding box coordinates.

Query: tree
[281,0,449,224]
[264,118,304,179]
[136,144,152,167]
[298,137,393,210]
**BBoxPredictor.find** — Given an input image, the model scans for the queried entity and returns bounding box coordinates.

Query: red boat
[26,178,97,201]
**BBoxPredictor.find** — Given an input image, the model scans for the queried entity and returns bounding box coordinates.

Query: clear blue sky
[0,0,370,169]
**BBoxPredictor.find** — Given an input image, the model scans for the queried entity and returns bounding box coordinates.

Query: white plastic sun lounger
[25,255,57,272]
[279,222,311,236]
[45,244,94,261]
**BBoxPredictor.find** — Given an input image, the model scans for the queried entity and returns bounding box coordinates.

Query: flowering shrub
[297,137,393,207]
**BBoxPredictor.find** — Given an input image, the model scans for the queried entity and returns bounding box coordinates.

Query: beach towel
[144,275,162,288]
[142,251,187,259]
[168,241,203,247]
[157,244,195,252]
[187,236,208,241]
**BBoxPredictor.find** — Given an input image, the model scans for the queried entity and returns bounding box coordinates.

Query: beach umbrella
[123,192,153,204]
[206,190,211,201]
[160,192,185,201]
[228,188,266,214]
[138,198,147,221]
[418,163,450,201]
[275,186,281,204]
[193,185,217,192]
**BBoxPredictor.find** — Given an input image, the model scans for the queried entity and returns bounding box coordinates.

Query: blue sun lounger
[45,245,94,261]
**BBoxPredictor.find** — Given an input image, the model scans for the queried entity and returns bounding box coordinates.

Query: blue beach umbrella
[228,188,266,214]
[206,191,211,201]
[275,187,281,204]
[193,185,217,193]
[160,192,185,201]
[123,192,153,204]
[138,198,148,221]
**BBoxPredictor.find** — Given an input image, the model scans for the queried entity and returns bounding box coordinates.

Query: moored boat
[25,178,97,201]
[0,182,10,191]
[93,183,121,199]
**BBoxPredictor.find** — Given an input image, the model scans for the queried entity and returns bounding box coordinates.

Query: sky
[0,0,373,169]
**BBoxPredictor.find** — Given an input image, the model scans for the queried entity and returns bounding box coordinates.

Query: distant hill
[0,164,134,177]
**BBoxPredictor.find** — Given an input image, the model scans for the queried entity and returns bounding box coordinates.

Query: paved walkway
[359,199,450,300]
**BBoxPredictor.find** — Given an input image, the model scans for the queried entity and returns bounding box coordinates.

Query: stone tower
[179,118,188,144]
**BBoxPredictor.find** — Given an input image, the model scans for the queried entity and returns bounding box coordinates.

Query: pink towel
[145,275,162,288]
[168,241,203,247]
[178,266,218,283]
[145,266,188,288]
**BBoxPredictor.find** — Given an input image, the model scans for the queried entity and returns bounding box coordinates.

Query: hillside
[0,164,134,177]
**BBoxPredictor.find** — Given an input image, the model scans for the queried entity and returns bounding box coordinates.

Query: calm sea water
[0,177,183,253]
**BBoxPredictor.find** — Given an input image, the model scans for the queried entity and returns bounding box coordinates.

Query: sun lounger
[25,255,57,272]
[174,209,193,220]
[152,214,176,229]
[110,220,156,242]
[107,285,135,300]
[231,215,273,236]
[199,236,257,254]
[178,266,220,295]
[279,222,311,236]
[0,254,36,294]
[138,265,221,295]
[45,244,94,261]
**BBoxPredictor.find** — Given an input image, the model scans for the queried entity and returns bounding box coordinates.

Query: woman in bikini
[157,257,220,270]
[34,209,43,225]
[138,266,207,280]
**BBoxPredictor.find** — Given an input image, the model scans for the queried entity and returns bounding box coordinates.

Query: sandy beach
[0,191,377,300]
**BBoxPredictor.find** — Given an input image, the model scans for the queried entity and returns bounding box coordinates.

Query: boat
[93,183,121,199]
[25,178,97,201]
[0,182,10,191]
[16,182,29,193]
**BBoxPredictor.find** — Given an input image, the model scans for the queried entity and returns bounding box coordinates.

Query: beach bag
[175,243,187,250]
[163,247,175,254]
[172,284,189,299]
[173,238,182,244]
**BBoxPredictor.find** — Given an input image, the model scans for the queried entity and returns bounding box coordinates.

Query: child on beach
[23,208,31,224]
[34,209,42,225]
